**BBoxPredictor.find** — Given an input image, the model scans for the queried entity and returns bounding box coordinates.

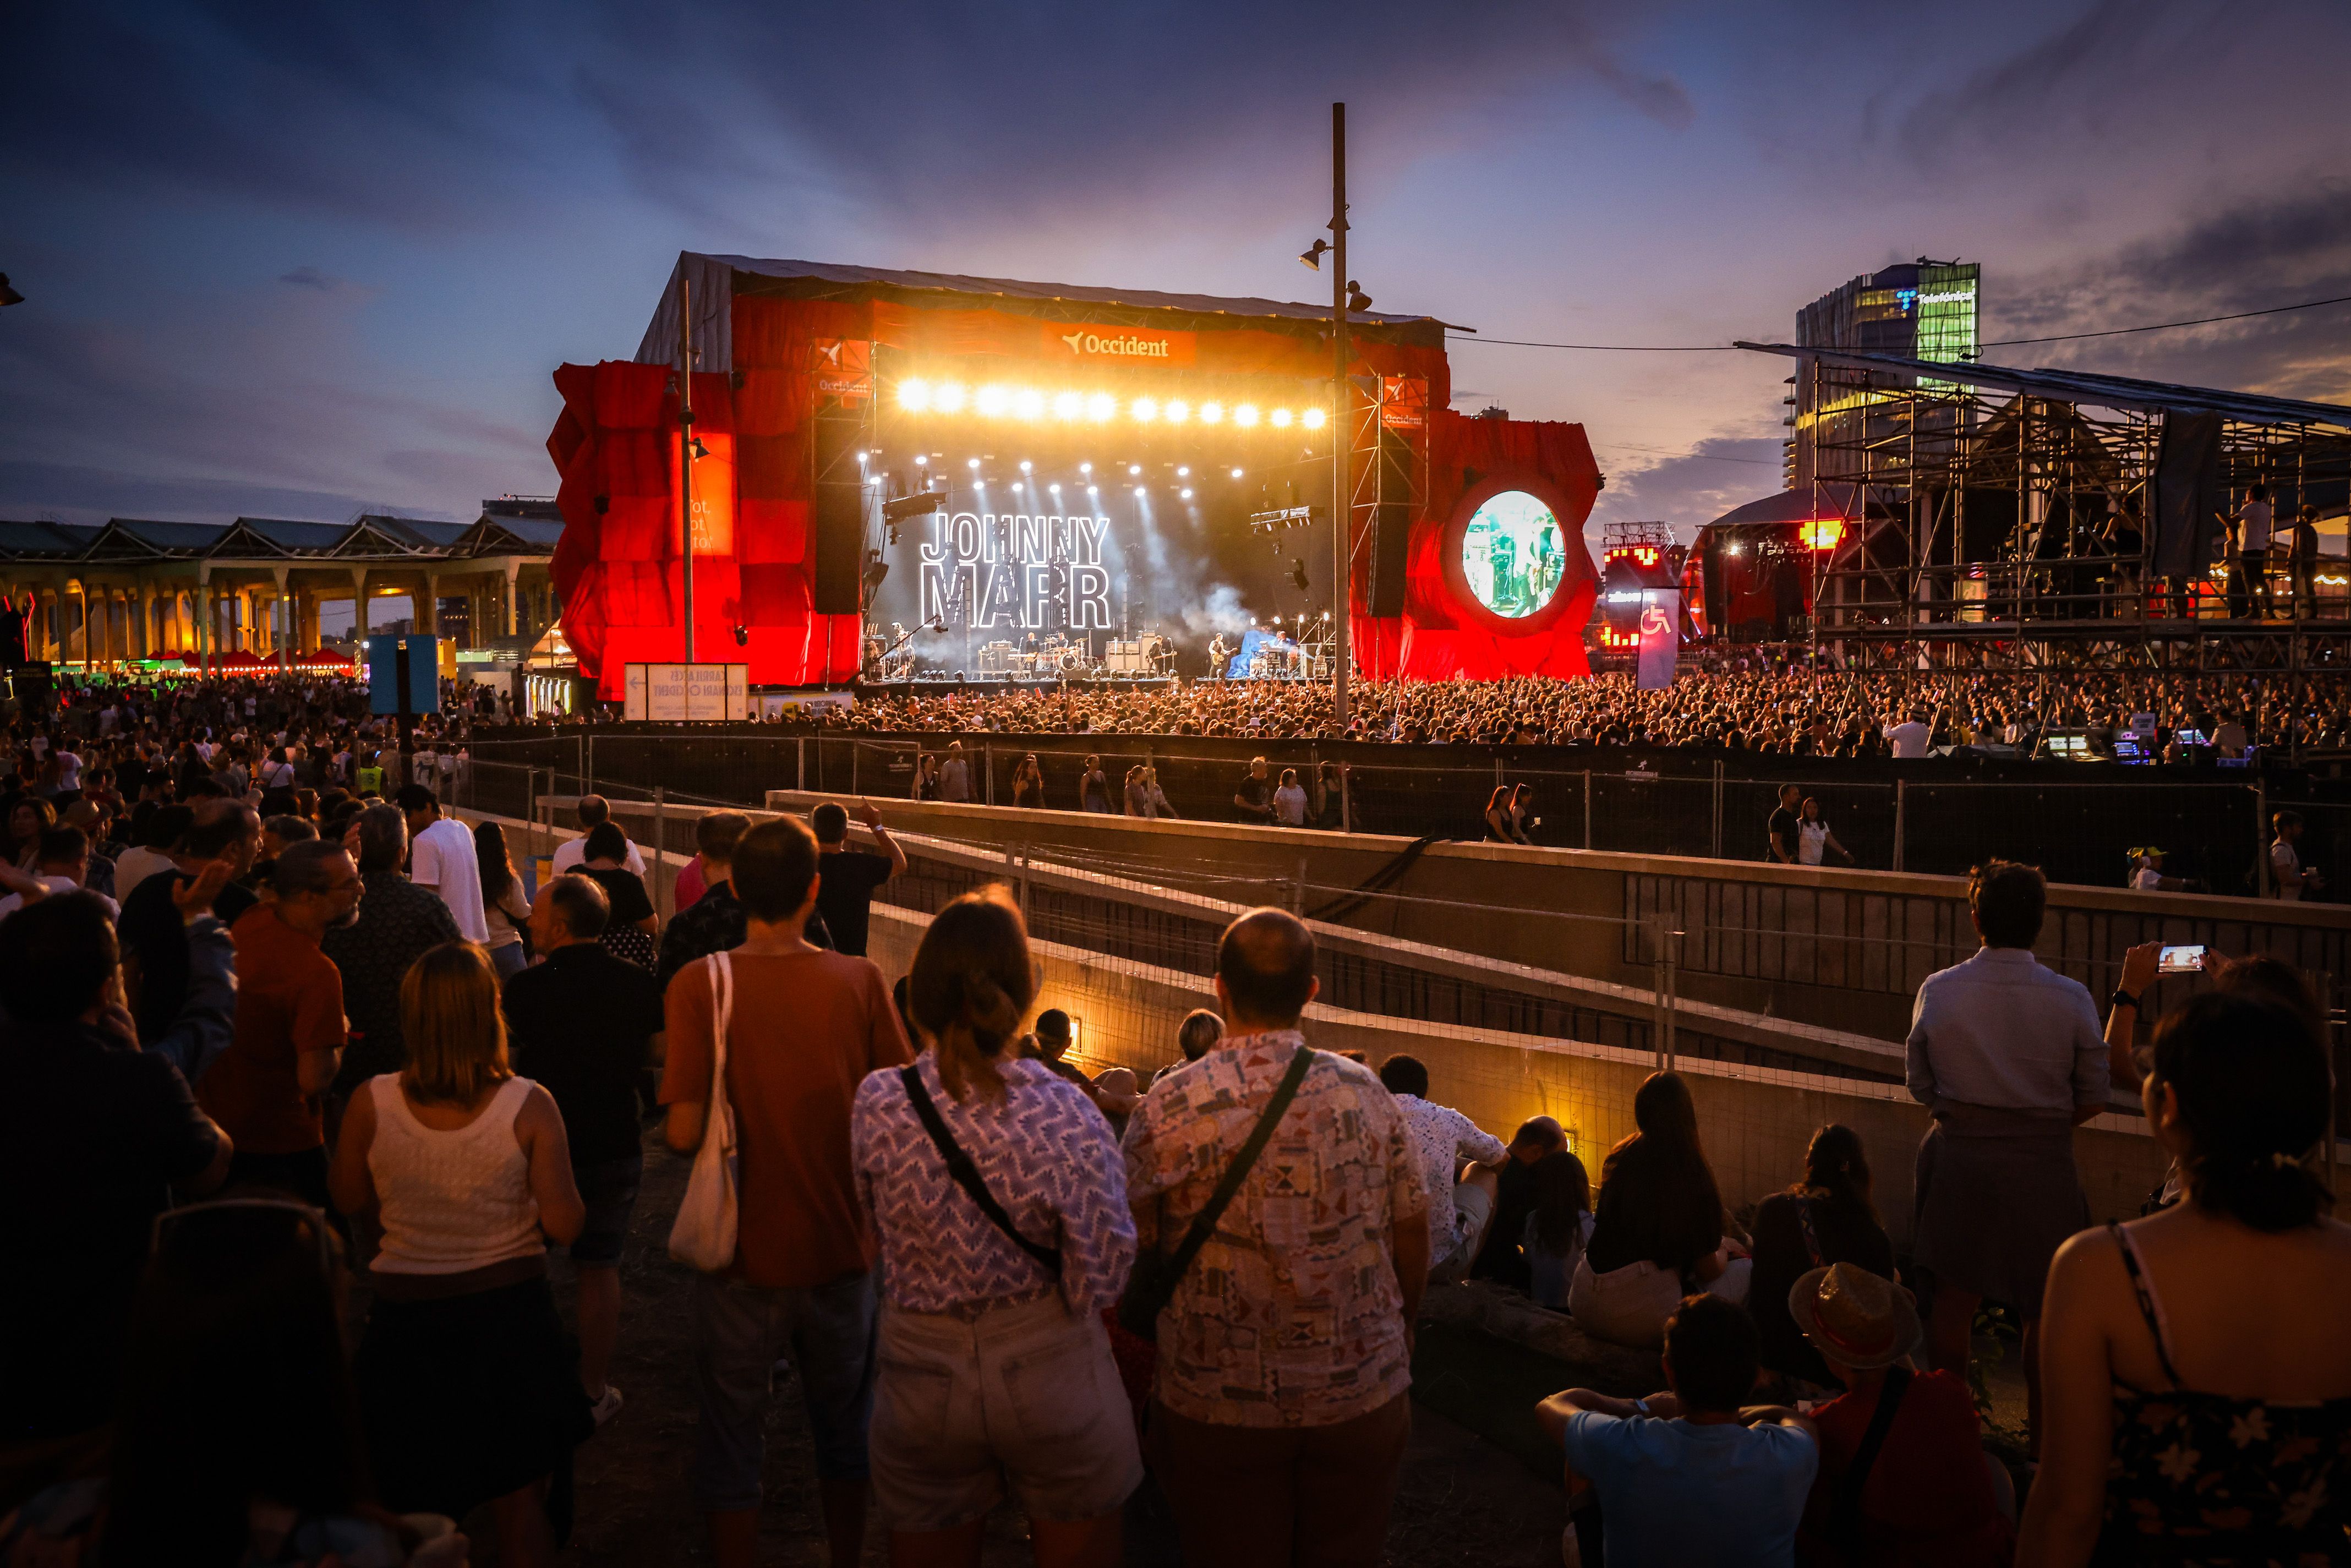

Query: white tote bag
[667,950,740,1271]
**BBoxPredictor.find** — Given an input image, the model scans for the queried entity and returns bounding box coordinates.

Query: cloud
[278,265,346,291]
[1588,434,1787,540]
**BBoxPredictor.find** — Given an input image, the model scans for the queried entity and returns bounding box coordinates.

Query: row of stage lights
[894,379,1326,432]
[870,452,1247,505]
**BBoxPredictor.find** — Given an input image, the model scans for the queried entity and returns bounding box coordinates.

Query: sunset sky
[4,0,2347,544]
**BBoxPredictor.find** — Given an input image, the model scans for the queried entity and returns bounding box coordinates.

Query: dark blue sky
[4,0,2347,540]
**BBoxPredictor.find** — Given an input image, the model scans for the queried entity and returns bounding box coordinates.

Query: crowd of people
[795,666,2345,757]
[0,667,2347,1567]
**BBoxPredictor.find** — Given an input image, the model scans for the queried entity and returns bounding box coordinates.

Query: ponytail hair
[1792,1123,1877,1224]
[2148,991,2332,1232]
[907,886,1037,1102]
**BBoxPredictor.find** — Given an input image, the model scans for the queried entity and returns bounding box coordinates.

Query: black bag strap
[1161,1045,1314,1283]
[1833,1363,1911,1555]
[899,1064,1062,1280]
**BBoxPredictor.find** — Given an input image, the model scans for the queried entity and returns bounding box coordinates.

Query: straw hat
[1787,1262,1921,1372]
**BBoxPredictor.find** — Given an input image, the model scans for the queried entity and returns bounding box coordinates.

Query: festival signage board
[624,662,750,722]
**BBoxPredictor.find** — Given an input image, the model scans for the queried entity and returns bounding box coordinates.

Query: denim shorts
[567,1155,643,1266]
[690,1269,878,1510]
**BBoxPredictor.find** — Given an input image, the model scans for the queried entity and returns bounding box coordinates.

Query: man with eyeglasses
[199,839,360,1212]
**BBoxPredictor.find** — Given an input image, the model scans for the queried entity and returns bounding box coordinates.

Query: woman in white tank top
[329,942,589,1567]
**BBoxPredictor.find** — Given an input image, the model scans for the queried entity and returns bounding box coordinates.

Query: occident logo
[1060,329,1171,359]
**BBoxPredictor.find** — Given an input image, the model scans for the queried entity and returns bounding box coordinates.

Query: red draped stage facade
[546,255,1599,695]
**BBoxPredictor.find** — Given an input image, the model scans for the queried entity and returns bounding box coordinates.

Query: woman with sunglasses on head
[2019,991,2351,1565]
[331,942,589,1568]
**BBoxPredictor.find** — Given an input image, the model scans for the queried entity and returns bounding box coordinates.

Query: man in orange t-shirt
[662,816,910,1568]
[199,840,360,1210]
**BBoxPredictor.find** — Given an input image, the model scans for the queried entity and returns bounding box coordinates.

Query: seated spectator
[2019,991,2351,1562]
[0,888,235,1459]
[1538,1293,1819,1567]
[0,1201,467,1567]
[330,942,591,1566]
[1377,1052,1507,1281]
[1788,1263,2013,1567]
[551,794,645,876]
[1572,1071,1748,1350]
[1748,1126,1895,1391]
[851,888,1140,1563]
[577,820,658,970]
[1152,1006,1223,1085]
[1472,1116,1569,1288]
[1523,1149,1594,1311]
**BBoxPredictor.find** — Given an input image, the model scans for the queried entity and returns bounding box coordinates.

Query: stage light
[1165,399,1189,424]
[1053,391,1082,420]
[1049,482,1062,493]
[1133,485,1146,496]
[1302,407,1327,430]
[1013,387,1045,420]
[1177,466,1190,477]
[899,379,932,412]
[1235,404,1260,428]
[1300,239,1330,270]
[1087,392,1116,422]
[1079,461,1093,475]
[1130,396,1158,423]
[1230,467,1244,479]
[933,382,967,413]
[855,450,867,462]
[1019,459,1033,473]
[1200,401,1223,424]
[975,384,1010,417]
[914,454,927,466]
[1087,485,1098,495]
[1128,465,1141,476]
[1346,280,1374,313]
[1180,488,1194,500]
[966,457,981,470]
[1270,408,1293,429]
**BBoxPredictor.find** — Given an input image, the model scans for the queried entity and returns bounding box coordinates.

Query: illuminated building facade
[1786,260,1980,487]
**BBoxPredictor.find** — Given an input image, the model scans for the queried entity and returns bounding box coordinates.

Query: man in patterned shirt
[1123,907,1429,1567]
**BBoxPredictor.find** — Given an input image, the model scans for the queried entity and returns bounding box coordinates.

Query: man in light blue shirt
[1538,1294,1817,1567]
[1905,859,2106,1450]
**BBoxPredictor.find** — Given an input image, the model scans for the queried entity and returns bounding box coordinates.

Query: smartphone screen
[2158,944,2206,973]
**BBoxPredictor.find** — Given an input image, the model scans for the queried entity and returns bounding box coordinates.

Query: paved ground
[423,1122,1571,1566]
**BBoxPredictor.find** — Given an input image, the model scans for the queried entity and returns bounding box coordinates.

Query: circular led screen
[1461,490,1566,619]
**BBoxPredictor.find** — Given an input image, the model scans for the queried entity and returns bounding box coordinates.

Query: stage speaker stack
[1367,503,1411,616]
[811,403,863,614]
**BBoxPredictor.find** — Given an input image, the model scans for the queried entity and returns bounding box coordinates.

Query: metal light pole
[676,269,698,665]
[1330,101,1350,733]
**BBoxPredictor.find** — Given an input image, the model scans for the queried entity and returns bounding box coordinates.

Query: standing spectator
[938,740,972,804]
[1123,908,1429,1567]
[1273,767,1309,827]
[2226,483,2275,618]
[200,840,360,1211]
[1906,860,2106,1446]
[910,751,942,801]
[321,804,462,1096]
[118,800,261,1047]
[2020,991,2351,1562]
[1746,1125,1895,1391]
[1152,1006,1224,1085]
[1571,1071,1748,1350]
[1538,1294,1819,1568]
[1523,1149,1595,1312]
[0,826,116,918]
[505,873,666,1424]
[655,810,752,992]
[576,821,658,969]
[550,794,647,877]
[1790,1264,2013,1567]
[1885,710,1933,758]
[476,818,532,980]
[398,784,487,943]
[1231,756,1276,824]
[1080,753,1113,813]
[1378,1052,1507,1280]
[1768,783,1802,864]
[331,942,589,1568]
[2291,503,2322,616]
[851,888,1140,1564]
[660,817,912,1568]
[0,889,234,1454]
[2268,808,2323,900]
[1472,1116,1570,1288]
[111,801,189,907]
[1140,765,1174,819]
[1122,764,1151,818]
[1011,752,1046,808]
[811,800,905,959]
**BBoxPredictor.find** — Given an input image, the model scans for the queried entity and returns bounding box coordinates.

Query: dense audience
[0,667,2344,1566]
[801,666,2340,755]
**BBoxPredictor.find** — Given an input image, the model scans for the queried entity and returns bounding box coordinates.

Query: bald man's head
[1215,907,1319,1029]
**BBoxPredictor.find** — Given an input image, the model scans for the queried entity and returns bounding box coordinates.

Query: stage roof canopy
[1736,342,2351,430]
[0,500,563,570]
